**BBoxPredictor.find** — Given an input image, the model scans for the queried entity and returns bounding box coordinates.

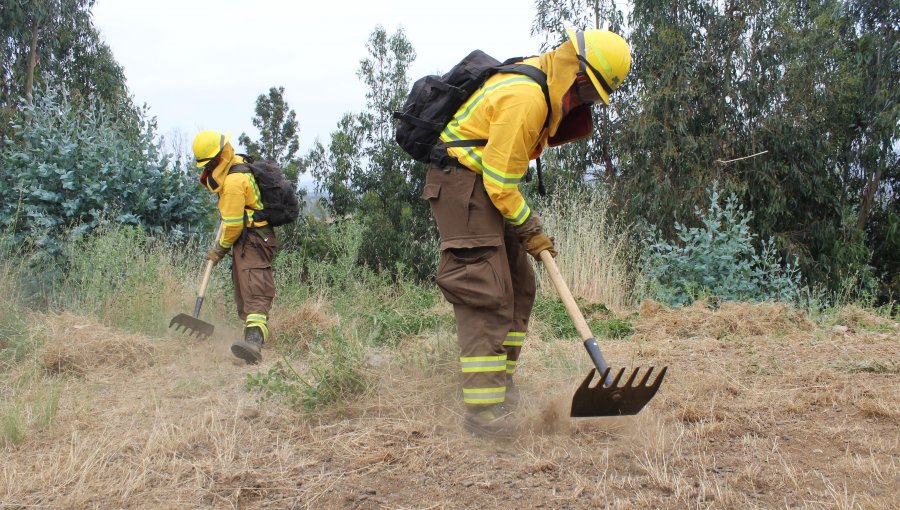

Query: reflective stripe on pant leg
[460,354,507,407]
[503,331,526,375]
[462,385,506,405]
[245,313,268,342]
[460,354,507,373]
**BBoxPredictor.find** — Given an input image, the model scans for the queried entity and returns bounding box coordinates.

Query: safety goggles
[574,72,603,105]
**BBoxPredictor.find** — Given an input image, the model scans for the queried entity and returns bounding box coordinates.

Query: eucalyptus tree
[531,0,630,188]
[0,0,128,109]
[306,26,437,277]
[239,86,302,182]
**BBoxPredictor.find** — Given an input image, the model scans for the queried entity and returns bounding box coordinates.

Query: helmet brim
[194,133,231,167]
[566,28,611,105]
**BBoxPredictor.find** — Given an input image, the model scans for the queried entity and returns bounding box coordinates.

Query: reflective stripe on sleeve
[506,359,517,374]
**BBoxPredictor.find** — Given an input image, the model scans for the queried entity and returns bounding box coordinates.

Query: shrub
[0,90,210,289]
[643,185,803,306]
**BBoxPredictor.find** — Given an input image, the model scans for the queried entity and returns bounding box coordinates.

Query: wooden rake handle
[192,221,224,318]
[539,250,613,384]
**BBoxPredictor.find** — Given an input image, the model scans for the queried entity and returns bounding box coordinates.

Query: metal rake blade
[570,366,668,417]
[168,313,214,340]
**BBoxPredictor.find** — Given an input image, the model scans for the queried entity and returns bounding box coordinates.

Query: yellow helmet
[565,28,632,105]
[192,130,231,168]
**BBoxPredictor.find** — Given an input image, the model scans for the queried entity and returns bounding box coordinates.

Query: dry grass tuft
[35,313,155,375]
[835,304,897,332]
[635,299,813,339]
[270,298,337,352]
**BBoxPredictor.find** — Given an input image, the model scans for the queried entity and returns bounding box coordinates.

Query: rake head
[570,366,667,418]
[168,313,214,340]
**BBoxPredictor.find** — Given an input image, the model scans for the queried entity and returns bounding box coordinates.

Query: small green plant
[643,185,803,306]
[532,297,632,339]
[594,318,634,339]
[1,406,25,447]
[246,328,366,411]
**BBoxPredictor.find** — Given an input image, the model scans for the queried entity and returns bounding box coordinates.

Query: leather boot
[231,326,264,365]
[464,403,513,437]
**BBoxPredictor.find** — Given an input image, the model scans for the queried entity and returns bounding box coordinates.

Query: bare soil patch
[2,303,897,509]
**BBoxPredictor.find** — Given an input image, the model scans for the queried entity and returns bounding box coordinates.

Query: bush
[0,89,210,288]
[643,185,803,306]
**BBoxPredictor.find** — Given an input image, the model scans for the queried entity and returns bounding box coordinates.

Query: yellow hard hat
[192,130,231,168]
[565,28,632,105]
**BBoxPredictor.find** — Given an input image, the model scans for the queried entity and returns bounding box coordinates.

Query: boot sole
[231,342,261,365]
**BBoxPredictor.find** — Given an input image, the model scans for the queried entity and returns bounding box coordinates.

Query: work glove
[206,245,229,265]
[514,213,558,259]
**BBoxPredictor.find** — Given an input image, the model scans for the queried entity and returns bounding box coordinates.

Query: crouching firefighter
[193,130,278,364]
[407,29,632,435]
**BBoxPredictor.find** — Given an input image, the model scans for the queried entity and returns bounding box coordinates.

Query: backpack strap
[493,62,551,131]
[435,60,551,155]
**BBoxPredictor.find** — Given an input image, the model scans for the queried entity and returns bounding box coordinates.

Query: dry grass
[1,303,897,509]
[537,188,643,312]
[635,299,815,339]
[35,312,156,375]
[270,297,337,353]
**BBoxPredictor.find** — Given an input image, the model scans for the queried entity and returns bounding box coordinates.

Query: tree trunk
[25,22,39,105]
[856,165,883,232]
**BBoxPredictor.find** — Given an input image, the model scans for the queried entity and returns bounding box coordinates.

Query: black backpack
[393,50,551,167]
[228,156,300,227]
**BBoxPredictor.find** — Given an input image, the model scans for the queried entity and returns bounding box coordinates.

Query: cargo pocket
[436,246,507,309]
[247,267,276,300]
[421,183,440,201]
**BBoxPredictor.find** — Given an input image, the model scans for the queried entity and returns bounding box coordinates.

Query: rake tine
[637,366,655,387]
[598,367,611,386]
[623,367,640,388]
[608,367,626,388]
[651,366,668,387]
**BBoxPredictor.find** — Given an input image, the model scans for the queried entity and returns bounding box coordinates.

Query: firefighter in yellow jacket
[422,29,632,435]
[193,131,277,364]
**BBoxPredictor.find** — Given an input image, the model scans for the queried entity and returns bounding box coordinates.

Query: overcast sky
[92,0,548,184]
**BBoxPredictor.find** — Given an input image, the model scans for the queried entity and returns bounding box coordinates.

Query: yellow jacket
[440,43,584,226]
[201,145,268,249]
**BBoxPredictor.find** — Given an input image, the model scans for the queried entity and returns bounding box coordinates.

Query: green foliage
[53,224,209,336]
[355,280,452,346]
[0,0,130,113]
[238,86,303,185]
[1,406,25,447]
[644,186,803,306]
[530,0,898,300]
[0,91,209,289]
[0,242,31,366]
[245,329,366,412]
[532,297,632,339]
[306,26,438,280]
[0,298,31,367]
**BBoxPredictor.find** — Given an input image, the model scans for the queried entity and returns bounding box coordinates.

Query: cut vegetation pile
[36,312,157,375]
[1,301,897,509]
[635,299,815,339]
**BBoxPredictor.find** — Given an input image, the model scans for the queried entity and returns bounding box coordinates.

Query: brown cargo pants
[231,227,278,339]
[422,167,536,409]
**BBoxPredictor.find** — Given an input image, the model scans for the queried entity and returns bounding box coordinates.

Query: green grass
[1,406,25,447]
[532,297,633,340]
[1,373,62,448]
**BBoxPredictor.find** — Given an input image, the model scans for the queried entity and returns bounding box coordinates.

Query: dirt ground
[1,302,897,509]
